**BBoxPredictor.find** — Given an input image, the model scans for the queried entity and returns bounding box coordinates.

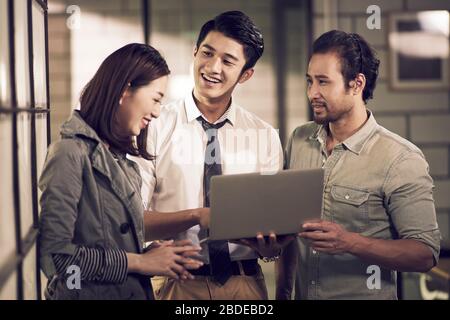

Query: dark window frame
[0,0,50,300]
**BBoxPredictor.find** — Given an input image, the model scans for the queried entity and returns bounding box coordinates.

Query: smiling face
[116,75,168,137]
[193,30,253,105]
[306,52,355,125]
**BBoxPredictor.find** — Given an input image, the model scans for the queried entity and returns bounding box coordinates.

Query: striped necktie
[197,116,232,285]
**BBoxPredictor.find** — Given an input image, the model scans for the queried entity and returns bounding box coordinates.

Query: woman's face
[116,75,168,137]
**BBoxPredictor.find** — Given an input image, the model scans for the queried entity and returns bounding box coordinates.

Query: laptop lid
[208,168,324,241]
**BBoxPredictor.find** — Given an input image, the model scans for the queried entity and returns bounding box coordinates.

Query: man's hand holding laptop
[233,232,296,259]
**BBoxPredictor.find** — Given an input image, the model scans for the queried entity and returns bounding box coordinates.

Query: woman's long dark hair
[79,43,170,160]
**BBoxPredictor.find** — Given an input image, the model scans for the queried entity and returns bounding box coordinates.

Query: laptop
[207,168,324,241]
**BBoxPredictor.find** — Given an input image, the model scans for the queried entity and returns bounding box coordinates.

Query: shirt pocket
[330,185,370,232]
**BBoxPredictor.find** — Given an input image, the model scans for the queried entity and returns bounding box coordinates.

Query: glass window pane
[17,112,33,238]
[35,113,47,213]
[0,271,17,300]
[23,243,37,300]
[0,0,11,107]
[0,114,16,263]
[32,1,47,109]
[14,0,31,108]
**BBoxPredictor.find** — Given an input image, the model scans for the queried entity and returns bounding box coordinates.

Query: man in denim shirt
[276,30,440,299]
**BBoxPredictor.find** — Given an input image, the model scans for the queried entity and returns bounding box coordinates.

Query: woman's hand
[127,240,203,279]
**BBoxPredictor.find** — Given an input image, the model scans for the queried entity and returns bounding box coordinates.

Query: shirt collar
[343,110,378,154]
[309,110,378,155]
[184,91,236,126]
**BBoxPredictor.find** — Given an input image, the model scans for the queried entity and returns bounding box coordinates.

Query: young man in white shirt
[133,11,284,300]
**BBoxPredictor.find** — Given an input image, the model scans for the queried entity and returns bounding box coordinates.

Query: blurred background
[1,0,449,300]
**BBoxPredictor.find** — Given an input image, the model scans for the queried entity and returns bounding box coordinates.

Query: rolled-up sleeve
[39,139,84,278]
[384,151,441,264]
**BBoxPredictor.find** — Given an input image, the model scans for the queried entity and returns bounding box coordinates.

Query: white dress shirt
[130,92,283,263]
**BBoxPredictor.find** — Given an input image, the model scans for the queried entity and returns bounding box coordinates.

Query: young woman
[39,43,208,300]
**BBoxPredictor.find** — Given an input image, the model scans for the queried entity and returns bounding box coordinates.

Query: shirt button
[345,194,350,200]
[311,280,316,285]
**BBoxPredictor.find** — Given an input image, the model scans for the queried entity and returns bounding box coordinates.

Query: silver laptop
[208,168,324,241]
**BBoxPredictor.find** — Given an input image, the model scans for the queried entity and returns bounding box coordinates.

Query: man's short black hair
[196,10,264,71]
[313,30,380,103]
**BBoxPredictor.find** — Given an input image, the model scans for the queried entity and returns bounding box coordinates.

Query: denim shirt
[285,112,440,300]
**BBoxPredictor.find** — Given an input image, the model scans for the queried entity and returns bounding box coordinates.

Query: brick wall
[48,13,71,143]
[313,0,450,242]
[48,0,143,142]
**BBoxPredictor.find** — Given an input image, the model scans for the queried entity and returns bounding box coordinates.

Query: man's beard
[312,104,352,125]
[312,105,332,125]
[313,114,329,125]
